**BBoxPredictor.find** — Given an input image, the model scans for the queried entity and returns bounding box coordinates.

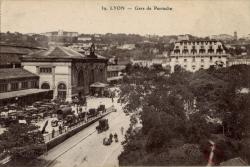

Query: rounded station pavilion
[21,45,108,101]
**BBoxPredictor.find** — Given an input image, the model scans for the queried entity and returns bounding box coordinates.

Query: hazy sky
[1,0,250,37]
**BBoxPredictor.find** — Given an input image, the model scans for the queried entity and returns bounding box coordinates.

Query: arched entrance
[41,82,50,89]
[57,83,67,99]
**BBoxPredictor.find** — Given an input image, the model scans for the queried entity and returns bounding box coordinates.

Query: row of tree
[118,64,250,165]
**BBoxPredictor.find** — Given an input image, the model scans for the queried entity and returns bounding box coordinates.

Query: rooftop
[176,39,220,43]
[22,46,106,61]
[0,43,45,54]
[107,65,126,72]
[0,89,51,100]
[0,44,46,64]
[0,68,38,80]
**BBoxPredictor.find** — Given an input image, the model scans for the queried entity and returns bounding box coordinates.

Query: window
[21,82,28,89]
[174,49,180,54]
[192,56,195,62]
[184,65,187,68]
[183,48,188,54]
[41,83,50,89]
[192,65,196,70]
[0,84,8,93]
[184,59,187,62]
[218,56,221,59]
[11,82,19,91]
[201,59,204,63]
[208,46,214,53]
[57,83,67,99]
[31,81,37,88]
[201,65,204,69]
[216,46,223,54]
[40,67,52,73]
[210,56,213,61]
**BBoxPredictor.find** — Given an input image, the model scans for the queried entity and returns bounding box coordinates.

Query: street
[40,99,130,167]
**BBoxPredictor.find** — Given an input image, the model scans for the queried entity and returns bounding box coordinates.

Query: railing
[43,106,115,143]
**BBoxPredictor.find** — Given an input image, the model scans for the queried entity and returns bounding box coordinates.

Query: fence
[44,106,114,143]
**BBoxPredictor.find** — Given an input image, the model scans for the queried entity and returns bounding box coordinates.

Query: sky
[1,0,250,37]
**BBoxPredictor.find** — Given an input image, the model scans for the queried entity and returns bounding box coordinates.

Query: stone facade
[22,46,108,101]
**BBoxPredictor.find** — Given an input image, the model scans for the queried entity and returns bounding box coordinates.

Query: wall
[170,55,228,72]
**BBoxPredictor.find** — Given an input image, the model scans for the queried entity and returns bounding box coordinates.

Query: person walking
[52,128,55,138]
[121,126,124,135]
[109,133,113,142]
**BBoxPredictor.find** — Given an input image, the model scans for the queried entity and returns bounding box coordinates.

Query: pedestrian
[112,97,114,103]
[114,133,118,142]
[59,125,62,134]
[52,128,55,138]
[121,126,124,135]
[109,133,113,142]
[82,156,87,162]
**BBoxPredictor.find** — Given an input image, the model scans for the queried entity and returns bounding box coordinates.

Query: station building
[21,45,108,101]
[170,40,229,72]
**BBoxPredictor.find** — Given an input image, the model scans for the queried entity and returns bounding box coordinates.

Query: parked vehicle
[32,101,44,107]
[103,137,112,146]
[51,119,58,127]
[87,108,99,118]
[56,107,73,120]
[96,119,109,133]
[64,115,76,126]
[97,105,106,113]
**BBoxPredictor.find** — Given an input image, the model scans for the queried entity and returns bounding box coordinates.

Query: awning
[107,76,123,82]
[0,89,52,100]
[18,120,27,124]
[90,82,108,88]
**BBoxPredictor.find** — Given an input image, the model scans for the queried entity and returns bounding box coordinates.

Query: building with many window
[170,40,229,72]
[107,65,126,84]
[228,57,250,66]
[0,68,52,106]
[41,30,78,44]
[21,45,108,101]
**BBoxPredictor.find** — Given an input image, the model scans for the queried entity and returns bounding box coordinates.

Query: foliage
[119,64,250,166]
[0,123,45,159]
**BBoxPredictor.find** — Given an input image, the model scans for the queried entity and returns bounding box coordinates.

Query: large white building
[170,40,229,72]
[228,58,250,66]
[21,45,108,101]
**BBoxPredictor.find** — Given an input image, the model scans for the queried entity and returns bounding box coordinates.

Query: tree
[0,123,45,159]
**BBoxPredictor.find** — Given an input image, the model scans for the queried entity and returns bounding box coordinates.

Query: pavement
[40,98,130,167]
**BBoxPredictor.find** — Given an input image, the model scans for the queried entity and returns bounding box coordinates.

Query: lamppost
[207,140,215,166]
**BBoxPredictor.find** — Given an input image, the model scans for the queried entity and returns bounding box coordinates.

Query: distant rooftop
[175,39,220,43]
[22,46,107,62]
